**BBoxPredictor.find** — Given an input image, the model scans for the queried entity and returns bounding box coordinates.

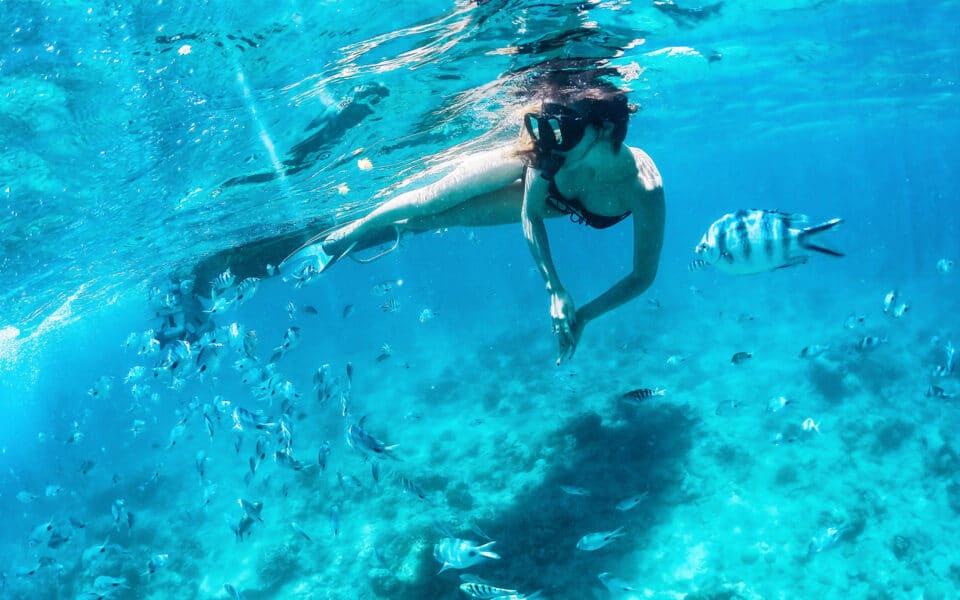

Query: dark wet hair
[517,69,635,167]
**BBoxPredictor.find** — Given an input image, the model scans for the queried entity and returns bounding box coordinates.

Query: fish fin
[437,563,453,574]
[775,256,809,270]
[278,238,356,280]
[800,242,844,257]
[798,218,844,257]
[611,526,626,537]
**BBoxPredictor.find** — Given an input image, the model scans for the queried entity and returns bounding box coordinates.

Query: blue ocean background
[1,0,959,598]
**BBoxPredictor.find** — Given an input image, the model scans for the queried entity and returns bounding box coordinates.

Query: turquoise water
[1,0,959,598]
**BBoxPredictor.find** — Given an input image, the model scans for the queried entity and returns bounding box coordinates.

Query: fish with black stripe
[459,581,542,599]
[694,210,843,275]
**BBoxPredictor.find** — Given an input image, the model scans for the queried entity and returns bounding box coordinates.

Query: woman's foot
[321,219,365,257]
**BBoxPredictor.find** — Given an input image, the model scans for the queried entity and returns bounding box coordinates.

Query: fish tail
[798,218,844,257]
[477,541,501,559]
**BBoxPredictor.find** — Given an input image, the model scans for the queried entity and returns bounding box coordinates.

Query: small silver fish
[666,354,686,366]
[232,406,262,431]
[338,472,364,494]
[598,572,635,594]
[882,289,898,313]
[346,416,400,460]
[926,385,955,399]
[313,364,334,404]
[329,504,341,537]
[767,395,791,413]
[16,490,38,504]
[576,527,625,551]
[615,492,648,511]
[843,314,866,329]
[560,485,591,496]
[290,522,312,541]
[270,327,302,362]
[857,336,887,352]
[937,258,954,274]
[144,553,169,576]
[203,413,215,440]
[371,280,397,296]
[433,538,500,573]
[238,498,263,522]
[398,474,427,500]
[195,451,207,482]
[317,441,331,471]
[799,345,829,358]
[807,524,847,557]
[274,450,305,471]
[93,576,127,592]
[232,515,255,542]
[731,351,752,364]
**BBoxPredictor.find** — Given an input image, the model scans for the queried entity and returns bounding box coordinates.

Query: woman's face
[560,122,610,165]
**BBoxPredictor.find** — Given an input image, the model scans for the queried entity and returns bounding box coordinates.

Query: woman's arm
[522,170,582,363]
[521,171,565,293]
[578,188,665,323]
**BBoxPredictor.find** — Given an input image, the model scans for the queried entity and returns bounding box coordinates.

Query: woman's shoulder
[626,145,663,192]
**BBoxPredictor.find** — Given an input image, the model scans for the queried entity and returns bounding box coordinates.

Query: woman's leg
[324,180,527,255]
[405,181,527,230]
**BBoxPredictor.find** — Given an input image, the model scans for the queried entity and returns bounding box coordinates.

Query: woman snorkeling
[285,74,665,363]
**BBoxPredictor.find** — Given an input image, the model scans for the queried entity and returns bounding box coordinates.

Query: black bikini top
[530,167,630,229]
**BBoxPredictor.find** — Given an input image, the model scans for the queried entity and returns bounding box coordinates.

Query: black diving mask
[523,103,588,154]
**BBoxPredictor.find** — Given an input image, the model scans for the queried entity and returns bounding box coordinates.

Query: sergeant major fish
[695,210,843,275]
[459,582,541,599]
[621,387,665,405]
[433,537,500,573]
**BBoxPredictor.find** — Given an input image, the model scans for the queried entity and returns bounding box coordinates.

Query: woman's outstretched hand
[550,290,582,364]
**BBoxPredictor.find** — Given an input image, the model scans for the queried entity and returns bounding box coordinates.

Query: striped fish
[695,210,843,275]
[459,582,541,599]
[459,583,518,599]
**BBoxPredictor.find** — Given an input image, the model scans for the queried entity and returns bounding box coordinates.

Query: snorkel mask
[524,102,588,153]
